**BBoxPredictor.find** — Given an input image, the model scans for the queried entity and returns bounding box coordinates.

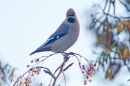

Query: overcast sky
[0,0,130,86]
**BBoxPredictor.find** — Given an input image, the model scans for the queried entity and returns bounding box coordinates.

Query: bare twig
[63,72,66,86]
[103,0,108,12]
[13,52,94,86]
[119,0,130,12]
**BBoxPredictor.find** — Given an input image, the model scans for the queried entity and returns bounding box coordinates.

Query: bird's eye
[73,12,75,16]
[72,13,75,16]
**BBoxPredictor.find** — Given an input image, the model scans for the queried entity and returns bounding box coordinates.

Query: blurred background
[0,0,130,86]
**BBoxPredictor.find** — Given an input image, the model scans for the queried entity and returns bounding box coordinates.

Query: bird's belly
[51,34,78,52]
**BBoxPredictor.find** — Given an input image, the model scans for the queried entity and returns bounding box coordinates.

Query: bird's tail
[29,52,33,56]
[29,46,51,56]
[29,51,37,56]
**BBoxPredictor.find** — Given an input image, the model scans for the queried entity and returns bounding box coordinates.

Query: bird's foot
[61,52,70,61]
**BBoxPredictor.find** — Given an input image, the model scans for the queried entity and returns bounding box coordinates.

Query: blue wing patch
[38,33,67,49]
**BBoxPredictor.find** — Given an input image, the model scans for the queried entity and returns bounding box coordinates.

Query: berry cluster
[81,63,96,85]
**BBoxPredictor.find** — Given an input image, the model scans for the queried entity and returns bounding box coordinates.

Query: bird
[30,8,80,56]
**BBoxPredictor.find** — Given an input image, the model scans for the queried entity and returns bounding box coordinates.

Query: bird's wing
[37,22,70,49]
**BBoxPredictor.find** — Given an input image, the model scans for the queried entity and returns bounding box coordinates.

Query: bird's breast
[51,28,79,52]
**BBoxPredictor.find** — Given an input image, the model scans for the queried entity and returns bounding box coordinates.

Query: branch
[103,12,130,19]
[103,0,108,12]
[13,52,95,86]
[119,0,130,12]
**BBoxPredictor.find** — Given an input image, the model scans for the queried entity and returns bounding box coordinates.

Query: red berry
[82,65,85,70]
[94,64,96,66]
[86,76,89,78]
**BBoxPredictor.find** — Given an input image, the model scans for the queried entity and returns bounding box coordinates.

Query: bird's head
[66,8,77,23]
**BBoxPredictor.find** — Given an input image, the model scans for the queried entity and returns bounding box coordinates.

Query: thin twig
[103,0,108,12]
[119,0,130,12]
[63,72,66,86]
[107,0,111,14]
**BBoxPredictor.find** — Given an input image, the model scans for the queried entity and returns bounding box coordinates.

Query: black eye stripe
[67,14,74,17]
[67,12,75,16]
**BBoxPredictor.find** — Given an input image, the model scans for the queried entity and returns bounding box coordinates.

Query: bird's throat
[68,17,75,23]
